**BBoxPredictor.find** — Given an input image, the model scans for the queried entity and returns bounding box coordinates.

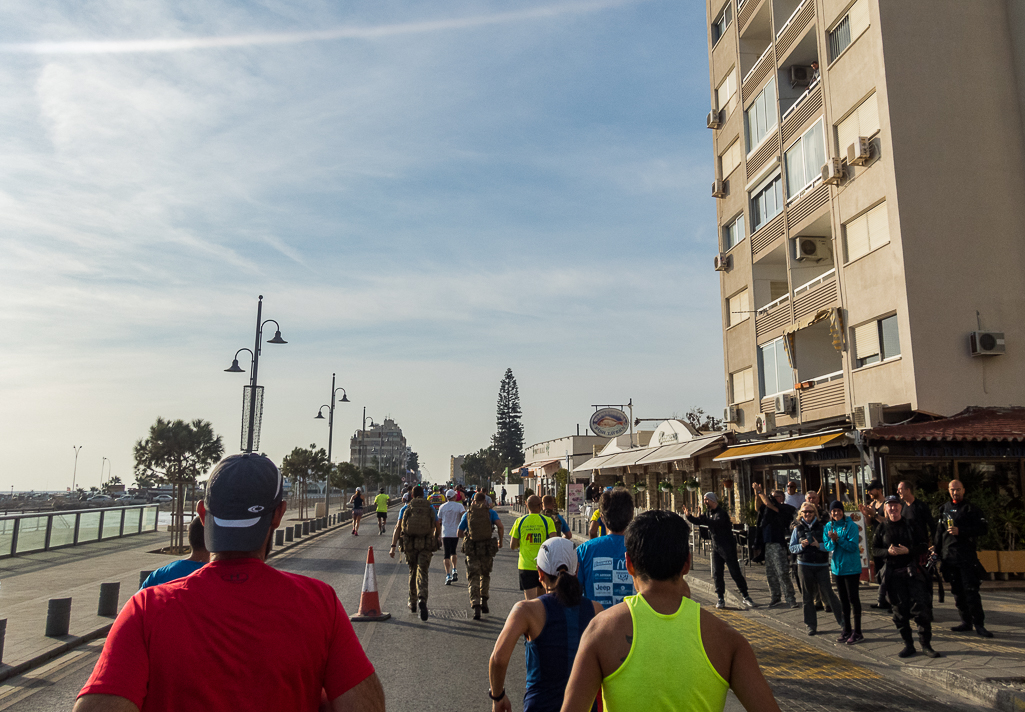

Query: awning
[713,432,847,462]
[526,459,560,472]
[636,435,725,465]
[572,455,611,472]
[572,448,649,472]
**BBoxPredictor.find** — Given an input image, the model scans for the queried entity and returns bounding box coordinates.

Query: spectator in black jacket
[935,479,991,638]
[898,481,935,540]
[753,483,797,608]
[684,493,756,610]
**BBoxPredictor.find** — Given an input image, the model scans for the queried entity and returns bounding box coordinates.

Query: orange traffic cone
[350,546,391,622]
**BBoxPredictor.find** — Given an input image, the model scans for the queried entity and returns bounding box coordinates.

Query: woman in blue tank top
[488,538,604,712]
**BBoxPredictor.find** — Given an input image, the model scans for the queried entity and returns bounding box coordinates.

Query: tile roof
[867,407,1025,442]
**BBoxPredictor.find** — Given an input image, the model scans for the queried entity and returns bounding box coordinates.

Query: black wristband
[488,688,505,701]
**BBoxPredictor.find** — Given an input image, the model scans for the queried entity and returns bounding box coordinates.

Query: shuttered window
[731,367,755,404]
[828,0,869,62]
[720,139,742,179]
[717,70,738,116]
[837,93,880,156]
[844,202,889,262]
[727,289,750,327]
[854,315,900,368]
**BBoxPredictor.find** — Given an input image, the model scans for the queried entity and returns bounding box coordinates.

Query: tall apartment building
[349,417,408,475]
[706,0,1025,439]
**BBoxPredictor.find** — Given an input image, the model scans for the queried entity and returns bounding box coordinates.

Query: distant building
[350,417,408,478]
[522,434,611,493]
[450,455,465,485]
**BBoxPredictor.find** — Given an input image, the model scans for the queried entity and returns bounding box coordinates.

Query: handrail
[810,370,844,385]
[0,504,160,559]
[738,0,748,10]
[786,175,823,205]
[743,44,773,85]
[793,267,836,296]
[757,292,791,315]
[776,0,809,39]
[0,503,155,521]
[781,74,821,122]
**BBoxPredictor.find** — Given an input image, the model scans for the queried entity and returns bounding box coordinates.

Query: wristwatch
[488,689,506,701]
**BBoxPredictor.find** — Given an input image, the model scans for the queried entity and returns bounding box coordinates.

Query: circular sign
[589,408,629,438]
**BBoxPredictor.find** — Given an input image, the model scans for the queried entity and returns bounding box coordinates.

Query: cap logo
[248,505,265,513]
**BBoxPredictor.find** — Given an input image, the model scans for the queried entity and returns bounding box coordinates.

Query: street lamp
[225,295,287,453]
[100,457,109,491]
[315,373,349,516]
[359,410,374,479]
[72,446,82,494]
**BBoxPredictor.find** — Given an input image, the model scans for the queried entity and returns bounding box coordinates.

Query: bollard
[311,519,317,533]
[139,571,153,589]
[98,583,120,617]
[0,618,6,663]
[322,516,328,529]
[45,598,72,637]
[285,526,294,542]
[302,521,309,536]
[294,523,302,538]
[275,529,284,546]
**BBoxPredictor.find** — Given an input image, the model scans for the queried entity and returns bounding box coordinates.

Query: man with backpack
[458,492,505,620]
[389,485,442,621]
[510,495,557,600]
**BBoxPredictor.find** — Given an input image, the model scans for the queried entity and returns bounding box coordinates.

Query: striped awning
[713,432,847,462]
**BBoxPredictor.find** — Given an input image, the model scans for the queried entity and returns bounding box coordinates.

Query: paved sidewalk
[0,509,361,683]
[684,550,1025,712]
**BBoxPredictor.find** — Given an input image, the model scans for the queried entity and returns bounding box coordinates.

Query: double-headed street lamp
[314,373,349,515]
[225,295,287,453]
[359,410,375,476]
[72,446,82,494]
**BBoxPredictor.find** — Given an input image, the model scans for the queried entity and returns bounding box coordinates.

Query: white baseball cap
[446,489,456,500]
[536,537,578,577]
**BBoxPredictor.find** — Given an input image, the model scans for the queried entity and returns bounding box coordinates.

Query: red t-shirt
[79,558,374,711]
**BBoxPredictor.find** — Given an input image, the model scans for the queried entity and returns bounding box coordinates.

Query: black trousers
[873,555,889,604]
[834,573,862,634]
[942,561,985,626]
[711,545,749,598]
[886,567,932,635]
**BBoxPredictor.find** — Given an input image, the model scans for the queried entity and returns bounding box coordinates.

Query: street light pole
[100,457,108,491]
[315,373,349,517]
[225,295,287,453]
[72,446,82,494]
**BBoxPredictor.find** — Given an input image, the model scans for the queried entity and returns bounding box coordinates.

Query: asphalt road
[0,509,997,711]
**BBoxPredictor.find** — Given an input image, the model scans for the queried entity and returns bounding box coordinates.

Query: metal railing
[781,75,821,122]
[776,0,809,39]
[743,44,773,85]
[793,267,836,297]
[0,505,159,559]
[757,292,791,315]
[809,369,844,385]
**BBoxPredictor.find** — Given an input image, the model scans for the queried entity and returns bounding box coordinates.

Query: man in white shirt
[784,481,805,508]
[438,490,467,585]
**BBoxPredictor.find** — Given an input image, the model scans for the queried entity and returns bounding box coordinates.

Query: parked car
[87,495,114,506]
[116,495,150,505]
[153,494,173,503]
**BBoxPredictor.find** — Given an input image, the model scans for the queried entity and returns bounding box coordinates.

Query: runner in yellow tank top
[560,510,780,712]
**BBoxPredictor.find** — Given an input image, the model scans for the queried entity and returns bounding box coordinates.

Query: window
[727,289,750,327]
[853,314,900,368]
[784,119,825,199]
[758,337,795,398]
[843,202,889,262]
[723,213,745,250]
[836,93,880,156]
[712,2,733,45]
[731,367,755,404]
[745,80,777,153]
[720,139,742,179]
[750,172,783,231]
[828,0,870,62]
[717,71,738,117]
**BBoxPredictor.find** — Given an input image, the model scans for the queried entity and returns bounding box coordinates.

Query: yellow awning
[713,432,847,462]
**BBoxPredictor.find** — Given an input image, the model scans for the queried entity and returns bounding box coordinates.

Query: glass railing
[0,504,159,558]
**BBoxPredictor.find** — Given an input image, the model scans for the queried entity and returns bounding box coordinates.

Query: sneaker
[715,597,726,609]
[767,599,782,608]
[418,599,428,621]
[742,597,757,609]
[444,575,452,586]
[836,632,851,643]
[846,632,864,645]
[451,572,458,583]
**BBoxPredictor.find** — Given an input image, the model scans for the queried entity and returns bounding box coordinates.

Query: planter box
[976,550,999,573]
[997,550,1025,573]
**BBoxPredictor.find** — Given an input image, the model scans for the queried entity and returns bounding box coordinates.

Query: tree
[103,475,123,492]
[406,451,420,477]
[494,368,525,470]
[684,406,723,433]
[280,444,330,520]
[462,447,502,489]
[333,462,364,493]
[134,418,224,553]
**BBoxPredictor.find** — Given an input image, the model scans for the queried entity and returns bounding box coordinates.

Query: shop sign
[908,444,1025,459]
[589,408,629,438]
[567,483,585,515]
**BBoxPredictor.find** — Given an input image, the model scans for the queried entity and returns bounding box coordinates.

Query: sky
[0,0,721,492]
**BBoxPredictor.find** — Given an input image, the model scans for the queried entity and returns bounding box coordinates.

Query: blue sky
[0,0,720,491]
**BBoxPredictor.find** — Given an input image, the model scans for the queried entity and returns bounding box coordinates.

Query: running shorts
[518,569,541,591]
[443,537,458,557]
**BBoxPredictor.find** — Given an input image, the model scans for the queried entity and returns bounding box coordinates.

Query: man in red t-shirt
[75,453,384,712]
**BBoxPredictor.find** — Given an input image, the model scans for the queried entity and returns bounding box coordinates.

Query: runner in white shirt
[438,490,467,585]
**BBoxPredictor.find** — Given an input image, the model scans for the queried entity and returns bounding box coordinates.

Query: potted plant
[614,481,625,488]
[684,477,701,491]
[632,481,647,494]
[658,480,673,493]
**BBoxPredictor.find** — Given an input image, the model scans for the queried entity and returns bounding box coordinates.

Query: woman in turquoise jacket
[823,500,864,644]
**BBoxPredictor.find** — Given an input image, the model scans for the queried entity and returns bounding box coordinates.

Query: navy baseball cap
[204,454,283,553]
[884,495,901,505]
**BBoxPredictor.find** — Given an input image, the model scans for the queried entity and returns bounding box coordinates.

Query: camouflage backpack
[401,498,436,547]
[467,501,494,541]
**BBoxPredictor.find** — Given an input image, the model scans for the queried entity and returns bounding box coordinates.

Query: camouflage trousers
[465,553,495,606]
[405,548,433,604]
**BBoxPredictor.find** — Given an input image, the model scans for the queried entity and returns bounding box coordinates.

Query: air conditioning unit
[713,252,732,271]
[712,179,726,198]
[755,412,775,434]
[822,157,844,185]
[847,136,871,166]
[707,109,722,129]
[970,331,1005,356]
[852,402,884,430]
[794,237,832,262]
[724,405,740,424]
[790,65,813,88]
[774,393,796,416]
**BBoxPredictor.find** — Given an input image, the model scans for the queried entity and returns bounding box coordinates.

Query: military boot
[481,597,490,614]
[919,627,941,658]
[897,628,916,658]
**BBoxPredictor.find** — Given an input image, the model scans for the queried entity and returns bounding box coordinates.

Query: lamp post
[315,373,349,516]
[72,446,82,494]
[359,410,374,480]
[100,457,109,491]
[225,295,287,453]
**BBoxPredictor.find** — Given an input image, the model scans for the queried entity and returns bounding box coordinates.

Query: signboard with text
[567,483,585,515]
[589,408,628,438]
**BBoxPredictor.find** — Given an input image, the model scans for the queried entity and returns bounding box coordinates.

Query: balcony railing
[793,268,836,297]
[781,74,821,122]
[757,292,791,315]
[743,44,773,85]
[807,369,843,385]
[776,0,809,39]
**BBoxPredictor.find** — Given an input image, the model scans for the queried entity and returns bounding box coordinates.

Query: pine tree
[494,368,525,470]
